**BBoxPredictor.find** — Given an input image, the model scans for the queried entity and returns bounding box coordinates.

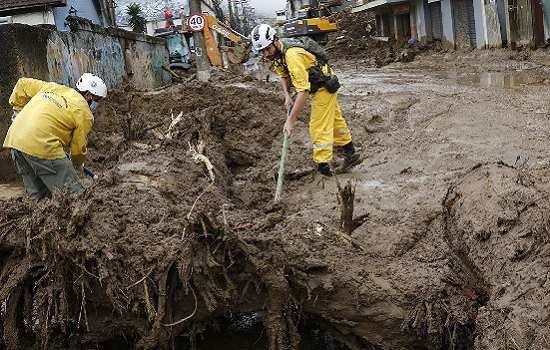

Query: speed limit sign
[188,14,205,32]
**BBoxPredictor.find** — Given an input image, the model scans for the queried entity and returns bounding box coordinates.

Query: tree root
[264,271,300,350]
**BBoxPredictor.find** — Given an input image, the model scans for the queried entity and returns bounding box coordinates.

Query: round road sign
[188,14,205,32]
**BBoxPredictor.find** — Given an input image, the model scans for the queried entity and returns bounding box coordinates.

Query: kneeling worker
[3,73,107,200]
[251,24,363,176]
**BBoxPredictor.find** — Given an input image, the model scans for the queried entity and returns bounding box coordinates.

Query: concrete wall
[441,0,456,48]
[543,0,550,39]
[473,0,484,48]
[0,20,171,142]
[46,32,125,88]
[496,0,507,45]
[453,0,472,47]
[413,0,429,42]
[409,0,420,40]
[506,0,534,48]
[0,24,52,146]
[481,0,502,48]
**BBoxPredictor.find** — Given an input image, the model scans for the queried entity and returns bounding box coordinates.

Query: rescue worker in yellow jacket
[3,73,107,199]
[251,24,362,177]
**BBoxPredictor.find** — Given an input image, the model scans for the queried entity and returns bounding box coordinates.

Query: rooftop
[0,0,67,11]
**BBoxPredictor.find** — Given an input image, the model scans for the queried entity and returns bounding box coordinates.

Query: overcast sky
[249,0,286,15]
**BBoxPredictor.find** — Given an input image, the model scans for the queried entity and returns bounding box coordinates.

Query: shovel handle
[65,151,98,180]
[82,166,98,180]
[274,105,292,203]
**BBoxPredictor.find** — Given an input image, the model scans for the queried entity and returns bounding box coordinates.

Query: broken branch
[161,65,182,81]
[165,111,184,140]
[188,139,215,183]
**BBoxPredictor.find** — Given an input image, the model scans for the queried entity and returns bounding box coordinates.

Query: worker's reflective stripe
[334,127,348,135]
[313,143,333,148]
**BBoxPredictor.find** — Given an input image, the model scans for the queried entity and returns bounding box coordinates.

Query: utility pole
[233,0,241,32]
[108,0,116,27]
[100,0,116,27]
[228,0,236,29]
[190,0,211,81]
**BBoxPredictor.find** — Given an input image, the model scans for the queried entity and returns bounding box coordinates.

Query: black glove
[11,110,19,122]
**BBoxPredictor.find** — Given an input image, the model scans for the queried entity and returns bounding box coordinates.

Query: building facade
[0,0,116,30]
[353,0,549,49]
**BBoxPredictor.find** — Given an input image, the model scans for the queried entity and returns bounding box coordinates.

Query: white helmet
[76,73,107,98]
[251,24,276,50]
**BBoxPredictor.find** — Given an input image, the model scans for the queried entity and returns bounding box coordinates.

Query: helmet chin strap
[273,42,282,59]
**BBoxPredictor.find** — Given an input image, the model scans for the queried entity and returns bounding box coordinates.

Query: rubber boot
[335,142,363,174]
[318,162,333,177]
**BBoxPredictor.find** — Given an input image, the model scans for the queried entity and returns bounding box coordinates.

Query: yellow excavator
[201,12,250,67]
[283,0,341,41]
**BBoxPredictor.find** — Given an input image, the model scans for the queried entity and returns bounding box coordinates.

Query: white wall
[10,10,56,26]
[473,0,484,48]
[441,0,455,44]
[413,0,429,41]
[119,18,184,36]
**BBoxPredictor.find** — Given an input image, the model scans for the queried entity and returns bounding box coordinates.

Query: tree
[126,3,146,34]
[212,0,224,22]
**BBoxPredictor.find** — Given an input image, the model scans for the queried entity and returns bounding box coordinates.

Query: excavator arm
[202,13,250,67]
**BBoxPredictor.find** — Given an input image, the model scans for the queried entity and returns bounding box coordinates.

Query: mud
[3,31,550,350]
[326,8,435,67]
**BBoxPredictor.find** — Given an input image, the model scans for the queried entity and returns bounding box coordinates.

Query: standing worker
[3,73,107,200]
[251,24,362,177]
[164,9,176,29]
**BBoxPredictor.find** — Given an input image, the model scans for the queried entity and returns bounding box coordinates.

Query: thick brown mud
[3,41,550,349]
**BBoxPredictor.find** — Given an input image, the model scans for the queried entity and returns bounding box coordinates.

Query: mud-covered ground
[3,47,550,349]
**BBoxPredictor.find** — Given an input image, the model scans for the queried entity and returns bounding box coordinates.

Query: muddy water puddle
[340,67,549,94]
[440,70,548,87]
[0,183,24,199]
[190,313,346,350]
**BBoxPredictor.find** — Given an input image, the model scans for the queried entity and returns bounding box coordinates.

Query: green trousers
[10,149,84,200]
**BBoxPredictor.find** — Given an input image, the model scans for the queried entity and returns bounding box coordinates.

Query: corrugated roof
[0,0,67,11]
[351,0,408,12]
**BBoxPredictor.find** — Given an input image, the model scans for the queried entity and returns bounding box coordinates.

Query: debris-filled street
[3,44,550,349]
[2,1,550,349]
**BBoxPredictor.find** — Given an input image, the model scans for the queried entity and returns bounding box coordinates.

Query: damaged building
[353,0,549,49]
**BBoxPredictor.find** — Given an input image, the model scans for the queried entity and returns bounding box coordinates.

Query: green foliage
[126,3,146,34]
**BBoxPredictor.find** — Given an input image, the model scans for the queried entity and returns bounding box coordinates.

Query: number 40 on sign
[188,14,205,32]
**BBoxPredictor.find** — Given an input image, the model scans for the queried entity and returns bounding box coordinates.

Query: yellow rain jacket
[274,45,352,164]
[3,78,94,168]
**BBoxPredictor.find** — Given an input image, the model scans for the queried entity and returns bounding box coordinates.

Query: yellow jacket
[274,44,332,92]
[3,78,94,168]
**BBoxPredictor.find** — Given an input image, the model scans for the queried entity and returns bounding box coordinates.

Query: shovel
[274,105,292,203]
[82,166,98,180]
[65,151,98,180]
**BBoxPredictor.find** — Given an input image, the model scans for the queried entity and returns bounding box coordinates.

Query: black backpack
[279,36,340,93]
[279,36,329,66]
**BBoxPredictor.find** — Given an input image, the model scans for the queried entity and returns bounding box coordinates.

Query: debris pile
[0,73,477,349]
[0,79,298,349]
[326,8,439,66]
[3,37,550,350]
